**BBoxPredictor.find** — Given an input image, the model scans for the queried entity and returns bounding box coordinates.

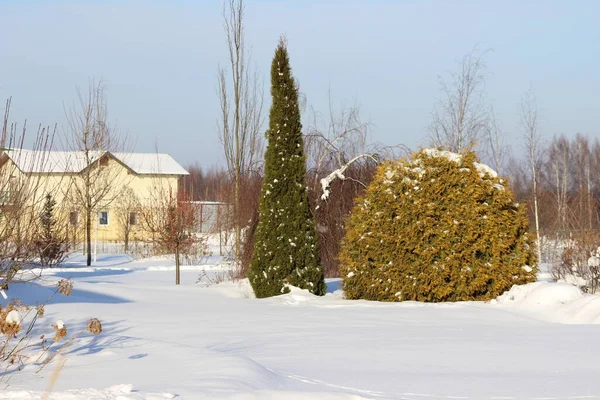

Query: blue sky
[0,0,598,167]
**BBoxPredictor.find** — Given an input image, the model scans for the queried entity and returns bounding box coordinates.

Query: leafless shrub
[196,268,233,287]
[180,240,212,266]
[551,231,600,293]
[140,185,202,285]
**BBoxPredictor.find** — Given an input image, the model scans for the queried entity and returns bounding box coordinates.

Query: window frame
[98,210,109,226]
[129,211,139,226]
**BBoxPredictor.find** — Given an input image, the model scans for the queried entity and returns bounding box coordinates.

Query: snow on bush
[1,307,22,335]
[339,149,537,302]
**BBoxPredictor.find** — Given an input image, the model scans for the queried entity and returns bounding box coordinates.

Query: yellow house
[0,149,189,245]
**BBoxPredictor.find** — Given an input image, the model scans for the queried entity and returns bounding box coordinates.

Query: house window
[129,211,139,226]
[69,211,79,226]
[99,211,109,226]
[99,157,109,167]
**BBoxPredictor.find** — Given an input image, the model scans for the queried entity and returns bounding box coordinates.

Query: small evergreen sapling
[36,193,69,267]
[248,39,325,298]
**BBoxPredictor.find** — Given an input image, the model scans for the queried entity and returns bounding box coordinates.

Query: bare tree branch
[428,47,491,154]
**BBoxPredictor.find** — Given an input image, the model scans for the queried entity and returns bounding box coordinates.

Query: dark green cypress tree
[248,39,325,298]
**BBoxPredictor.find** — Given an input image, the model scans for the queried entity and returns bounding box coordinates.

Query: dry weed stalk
[0,279,102,383]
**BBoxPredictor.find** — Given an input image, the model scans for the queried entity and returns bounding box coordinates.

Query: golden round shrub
[339,149,537,302]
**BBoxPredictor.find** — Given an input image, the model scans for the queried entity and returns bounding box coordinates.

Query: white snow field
[3,253,600,400]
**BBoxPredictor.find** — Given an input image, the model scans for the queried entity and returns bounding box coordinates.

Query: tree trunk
[86,208,92,266]
[532,174,542,263]
[234,174,241,260]
[175,246,180,285]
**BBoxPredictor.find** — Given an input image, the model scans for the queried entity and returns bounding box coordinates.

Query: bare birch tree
[429,48,491,153]
[571,133,593,230]
[217,0,264,261]
[520,87,543,261]
[484,108,507,175]
[65,80,129,266]
[547,136,570,233]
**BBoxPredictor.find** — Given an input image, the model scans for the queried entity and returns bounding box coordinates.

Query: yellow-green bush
[339,149,537,302]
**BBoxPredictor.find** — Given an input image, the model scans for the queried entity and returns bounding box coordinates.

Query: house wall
[0,158,59,238]
[1,156,182,244]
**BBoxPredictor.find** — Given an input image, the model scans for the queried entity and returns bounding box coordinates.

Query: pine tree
[248,39,325,298]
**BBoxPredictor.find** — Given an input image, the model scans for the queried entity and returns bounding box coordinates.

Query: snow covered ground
[3,253,600,399]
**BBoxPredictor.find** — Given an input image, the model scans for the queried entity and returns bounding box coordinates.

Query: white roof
[111,152,189,175]
[3,149,189,176]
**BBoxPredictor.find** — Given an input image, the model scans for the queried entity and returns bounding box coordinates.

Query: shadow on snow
[1,280,131,305]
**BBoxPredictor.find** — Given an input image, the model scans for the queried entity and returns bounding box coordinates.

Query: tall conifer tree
[249,39,325,298]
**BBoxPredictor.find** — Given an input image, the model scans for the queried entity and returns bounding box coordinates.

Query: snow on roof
[111,153,189,175]
[3,149,98,173]
[3,149,189,176]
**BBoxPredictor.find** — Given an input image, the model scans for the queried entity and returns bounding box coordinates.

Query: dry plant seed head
[57,279,74,296]
[10,299,26,310]
[2,310,22,335]
[36,305,46,317]
[86,318,102,335]
[52,321,67,342]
